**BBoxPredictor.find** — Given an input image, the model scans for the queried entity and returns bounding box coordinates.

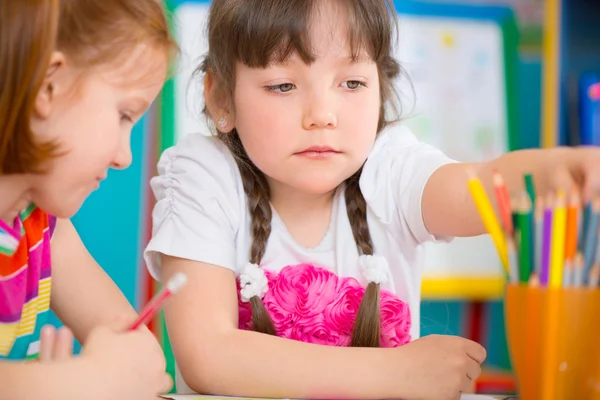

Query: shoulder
[157,132,239,178]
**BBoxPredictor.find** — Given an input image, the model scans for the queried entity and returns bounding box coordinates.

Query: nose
[302,90,338,130]
[110,133,132,170]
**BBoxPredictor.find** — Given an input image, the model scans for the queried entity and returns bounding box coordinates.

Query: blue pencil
[583,199,600,281]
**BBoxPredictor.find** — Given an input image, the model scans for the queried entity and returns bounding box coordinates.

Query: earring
[218,118,227,128]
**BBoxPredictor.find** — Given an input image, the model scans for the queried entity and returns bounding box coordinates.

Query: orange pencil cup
[505,284,600,400]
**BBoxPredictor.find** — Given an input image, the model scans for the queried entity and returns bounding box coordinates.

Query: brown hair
[0,0,177,174]
[201,0,402,347]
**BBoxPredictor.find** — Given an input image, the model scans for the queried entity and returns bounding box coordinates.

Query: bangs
[228,0,396,67]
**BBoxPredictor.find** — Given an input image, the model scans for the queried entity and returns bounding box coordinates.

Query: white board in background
[173,3,211,141]
[171,3,507,281]
[394,15,507,280]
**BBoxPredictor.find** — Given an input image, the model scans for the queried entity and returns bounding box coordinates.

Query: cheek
[234,93,295,163]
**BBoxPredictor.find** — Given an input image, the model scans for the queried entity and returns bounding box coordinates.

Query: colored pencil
[583,199,600,280]
[562,259,573,287]
[523,174,536,272]
[588,265,600,288]
[507,238,519,284]
[524,174,536,205]
[493,169,513,236]
[467,170,509,275]
[564,188,580,263]
[573,252,585,287]
[534,197,544,274]
[549,190,567,288]
[516,191,533,283]
[540,194,554,286]
[129,273,188,330]
[528,272,540,287]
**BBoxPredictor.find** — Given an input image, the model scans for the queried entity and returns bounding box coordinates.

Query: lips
[295,146,340,155]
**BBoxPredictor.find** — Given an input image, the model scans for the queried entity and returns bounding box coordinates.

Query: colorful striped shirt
[0,205,55,360]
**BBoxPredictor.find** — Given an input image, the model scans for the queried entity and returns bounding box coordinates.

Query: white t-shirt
[144,123,454,390]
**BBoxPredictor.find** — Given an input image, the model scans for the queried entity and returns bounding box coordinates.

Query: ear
[204,72,234,133]
[34,52,67,120]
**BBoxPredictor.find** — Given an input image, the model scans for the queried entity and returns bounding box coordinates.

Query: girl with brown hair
[146,0,600,398]
[0,0,177,398]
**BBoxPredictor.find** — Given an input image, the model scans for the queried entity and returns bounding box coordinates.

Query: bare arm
[49,219,140,343]
[422,147,576,238]
[162,255,414,400]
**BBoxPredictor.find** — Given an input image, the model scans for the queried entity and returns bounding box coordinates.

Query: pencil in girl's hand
[129,272,188,331]
[493,169,513,236]
[467,169,509,275]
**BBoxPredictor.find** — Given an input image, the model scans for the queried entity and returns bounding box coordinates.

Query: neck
[270,182,335,215]
[0,175,33,224]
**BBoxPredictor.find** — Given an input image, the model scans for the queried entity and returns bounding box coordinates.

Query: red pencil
[492,169,513,236]
[129,272,188,330]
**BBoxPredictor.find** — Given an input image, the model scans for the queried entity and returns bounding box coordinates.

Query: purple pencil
[540,195,554,286]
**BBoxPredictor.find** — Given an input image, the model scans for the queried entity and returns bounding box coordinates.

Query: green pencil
[524,174,536,201]
[516,191,533,282]
[524,174,536,276]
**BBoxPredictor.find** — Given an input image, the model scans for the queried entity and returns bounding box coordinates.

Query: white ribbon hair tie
[239,263,269,302]
[359,255,390,285]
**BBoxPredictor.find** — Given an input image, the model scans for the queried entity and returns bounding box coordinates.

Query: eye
[264,83,296,93]
[342,80,366,90]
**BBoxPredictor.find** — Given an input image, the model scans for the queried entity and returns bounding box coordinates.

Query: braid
[224,131,277,336]
[345,168,381,348]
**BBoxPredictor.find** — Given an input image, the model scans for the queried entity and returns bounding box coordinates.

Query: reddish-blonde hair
[0,0,177,174]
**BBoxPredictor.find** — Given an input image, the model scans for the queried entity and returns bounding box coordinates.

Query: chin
[33,193,87,219]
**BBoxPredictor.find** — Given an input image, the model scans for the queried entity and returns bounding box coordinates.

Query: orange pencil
[564,188,580,262]
[492,169,513,236]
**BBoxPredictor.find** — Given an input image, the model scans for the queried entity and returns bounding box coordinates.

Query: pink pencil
[129,273,188,330]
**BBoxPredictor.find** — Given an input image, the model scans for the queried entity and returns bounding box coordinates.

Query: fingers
[466,358,482,382]
[551,167,576,196]
[157,372,173,394]
[39,325,56,363]
[465,340,487,364]
[461,374,475,394]
[53,326,74,361]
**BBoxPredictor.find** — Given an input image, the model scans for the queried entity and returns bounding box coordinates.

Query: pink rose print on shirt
[237,264,411,348]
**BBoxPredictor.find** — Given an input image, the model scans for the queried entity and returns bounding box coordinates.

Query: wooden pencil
[549,190,567,288]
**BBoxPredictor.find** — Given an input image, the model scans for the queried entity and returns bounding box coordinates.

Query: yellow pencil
[467,171,509,275]
[549,190,567,288]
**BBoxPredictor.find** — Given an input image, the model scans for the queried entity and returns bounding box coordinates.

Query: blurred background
[53,0,600,394]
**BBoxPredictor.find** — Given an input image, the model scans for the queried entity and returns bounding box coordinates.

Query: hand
[80,318,173,400]
[39,325,74,362]
[396,334,486,400]
[544,147,600,201]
